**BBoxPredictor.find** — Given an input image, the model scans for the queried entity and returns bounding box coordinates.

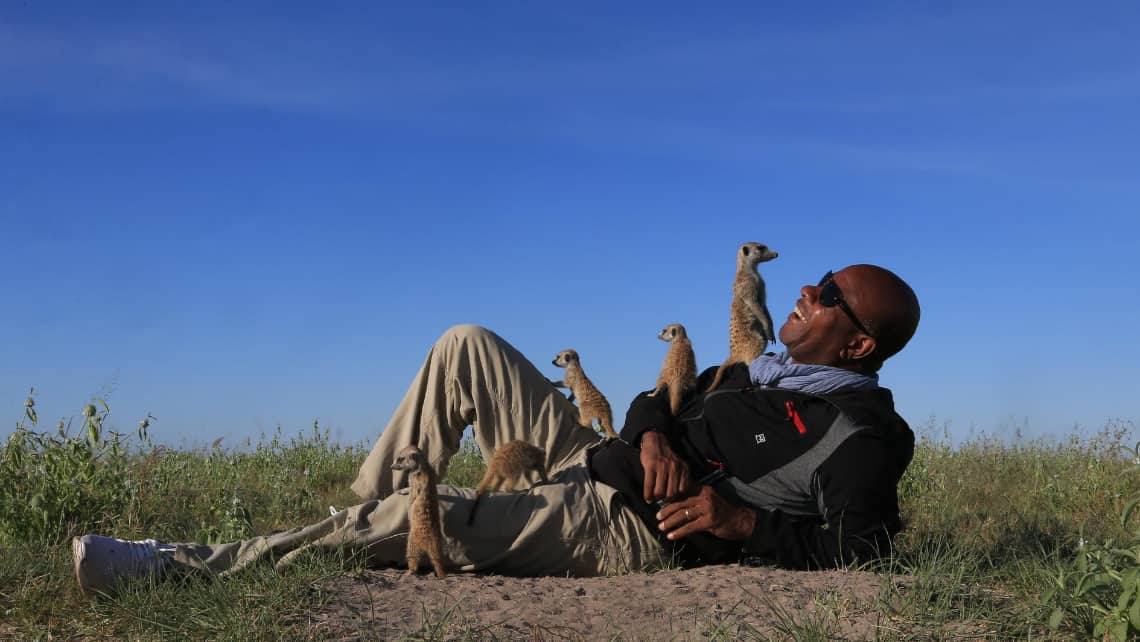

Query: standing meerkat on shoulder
[648,323,698,416]
[466,440,547,525]
[390,445,447,579]
[706,241,779,393]
[551,349,619,439]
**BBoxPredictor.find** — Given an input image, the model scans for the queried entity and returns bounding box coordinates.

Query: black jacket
[619,362,914,570]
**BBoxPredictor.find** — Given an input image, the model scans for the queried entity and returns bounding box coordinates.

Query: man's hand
[656,485,757,541]
[639,431,692,503]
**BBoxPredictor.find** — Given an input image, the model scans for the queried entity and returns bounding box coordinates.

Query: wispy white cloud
[2,14,1137,188]
[0,24,377,113]
[3,14,1136,118]
[766,68,1140,114]
[87,39,360,112]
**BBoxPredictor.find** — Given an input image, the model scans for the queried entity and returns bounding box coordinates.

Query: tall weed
[0,391,141,546]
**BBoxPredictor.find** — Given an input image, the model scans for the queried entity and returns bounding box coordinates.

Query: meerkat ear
[742,245,750,256]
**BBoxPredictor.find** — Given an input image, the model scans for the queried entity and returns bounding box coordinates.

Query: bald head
[779,264,920,373]
[841,264,920,369]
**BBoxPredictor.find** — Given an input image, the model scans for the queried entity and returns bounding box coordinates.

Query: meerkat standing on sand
[390,445,447,579]
[465,440,547,525]
[706,241,779,393]
[551,349,619,439]
[648,323,698,416]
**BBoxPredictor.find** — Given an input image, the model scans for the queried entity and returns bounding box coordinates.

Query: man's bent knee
[439,325,514,356]
[441,324,494,344]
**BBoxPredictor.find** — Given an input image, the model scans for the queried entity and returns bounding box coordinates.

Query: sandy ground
[297,564,909,640]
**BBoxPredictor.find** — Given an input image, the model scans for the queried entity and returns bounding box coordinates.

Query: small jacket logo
[755,433,767,444]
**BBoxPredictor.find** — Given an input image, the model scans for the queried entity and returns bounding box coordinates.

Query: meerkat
[551,349,620,439]
[706,241,779,393]
[390,445,447,579]
[465,440,548,525]
[648,323,698,416]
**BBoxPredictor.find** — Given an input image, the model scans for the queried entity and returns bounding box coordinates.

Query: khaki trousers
[173,325,666,578]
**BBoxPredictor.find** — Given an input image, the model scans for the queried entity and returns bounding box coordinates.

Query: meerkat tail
[705,357,736,393]
[669,384,684,416]
[466,494,485,526]
[466,472,496,525]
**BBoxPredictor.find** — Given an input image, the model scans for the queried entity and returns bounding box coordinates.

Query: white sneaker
[72,534,175,597]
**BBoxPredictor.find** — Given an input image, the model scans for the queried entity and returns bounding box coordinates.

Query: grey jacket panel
[724,410,868,518]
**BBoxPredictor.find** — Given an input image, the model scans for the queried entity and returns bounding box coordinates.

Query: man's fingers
[643,465,658,503]
[677,472,692,498]
[653,468,669,502]
[656,499,707,539]
[656,492,724,540]
[665,514,709,541]
[655,499,684,522]
[665,466,680,501]
[655,501,692,532]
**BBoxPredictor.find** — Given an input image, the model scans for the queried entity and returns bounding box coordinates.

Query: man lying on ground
[73,264,920,596]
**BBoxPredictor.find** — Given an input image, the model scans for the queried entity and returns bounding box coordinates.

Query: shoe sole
[72,536,92,598]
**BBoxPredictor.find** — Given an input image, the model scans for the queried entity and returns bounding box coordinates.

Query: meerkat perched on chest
[648,323,698,416]
[466,440,547,525]
[707,241,779,393]
[551,349,619,439]
[390,445,447,579]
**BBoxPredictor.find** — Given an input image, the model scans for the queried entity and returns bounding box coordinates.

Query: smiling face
[779,266,875,369]
[778,264,921,372]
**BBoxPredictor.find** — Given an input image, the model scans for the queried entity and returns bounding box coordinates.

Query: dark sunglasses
[817,271,875,338]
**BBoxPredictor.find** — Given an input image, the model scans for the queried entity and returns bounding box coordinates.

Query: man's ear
[842,335,877,363]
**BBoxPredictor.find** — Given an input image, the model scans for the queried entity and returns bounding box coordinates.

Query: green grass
[2,395,1138,639]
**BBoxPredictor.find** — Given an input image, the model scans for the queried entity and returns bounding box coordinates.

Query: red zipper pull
[785,400,807,435]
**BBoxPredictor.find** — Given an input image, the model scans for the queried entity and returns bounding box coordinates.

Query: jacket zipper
[785,400,808,435]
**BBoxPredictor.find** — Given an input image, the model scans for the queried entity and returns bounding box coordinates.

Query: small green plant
[1044,439,1140,641]
[440,437,487,488]
[197,493,255,544]
[0,390,140,546]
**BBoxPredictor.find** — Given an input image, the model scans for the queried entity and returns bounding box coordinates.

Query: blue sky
[3,2,1138,449]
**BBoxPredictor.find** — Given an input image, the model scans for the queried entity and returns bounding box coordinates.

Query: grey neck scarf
[748,352,879,395]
